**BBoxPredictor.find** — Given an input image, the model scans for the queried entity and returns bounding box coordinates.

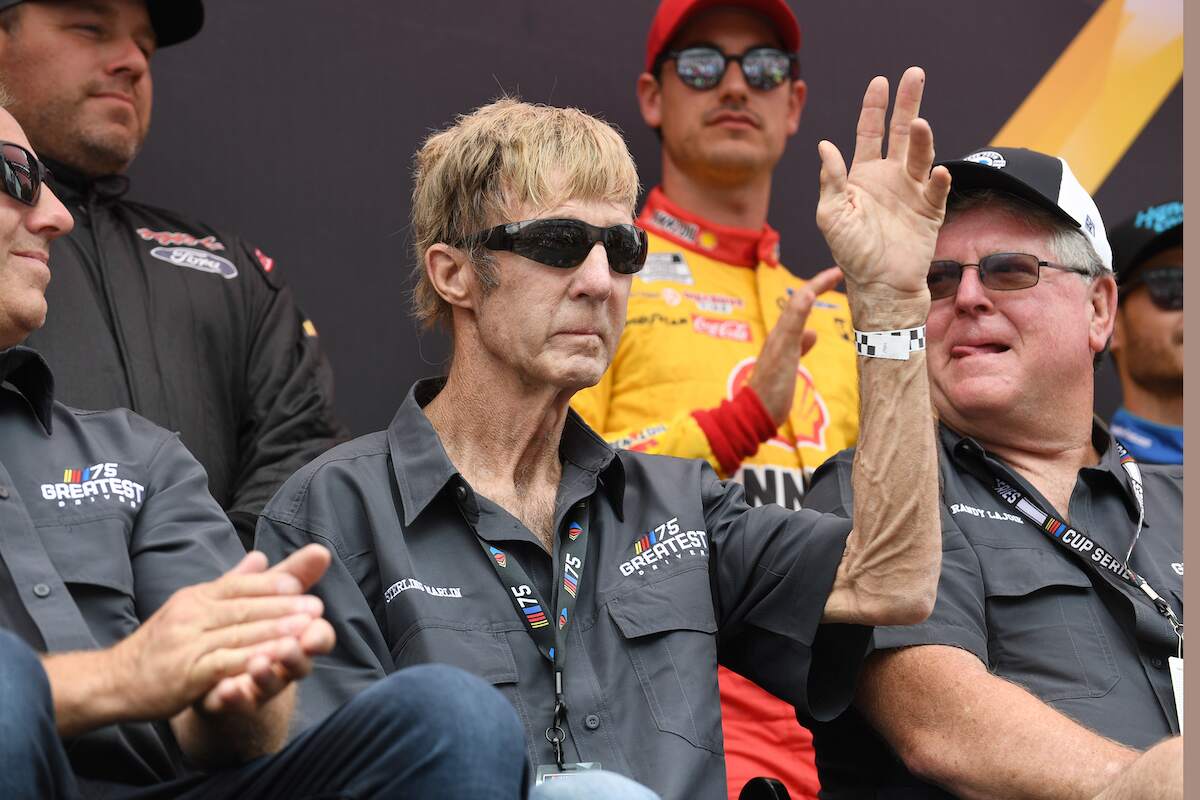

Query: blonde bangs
[410,97,640,330]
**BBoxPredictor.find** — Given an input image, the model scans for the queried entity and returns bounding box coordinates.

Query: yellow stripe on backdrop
[992,0,1183,193]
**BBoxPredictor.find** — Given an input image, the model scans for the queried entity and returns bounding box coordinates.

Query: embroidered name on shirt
[384,577,464,602]
[618,517,709,576]
[949,502,1025,525]
[39,462,145,508]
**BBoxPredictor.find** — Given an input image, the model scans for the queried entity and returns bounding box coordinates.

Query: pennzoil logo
[136,228,225,251]
[618,517,709,577]
[40,462,145,509]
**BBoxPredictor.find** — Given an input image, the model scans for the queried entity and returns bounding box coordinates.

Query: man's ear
[786,78,807,136]
[1088,274,1119,355]
[636,72,663,129]
[425,243,477,314]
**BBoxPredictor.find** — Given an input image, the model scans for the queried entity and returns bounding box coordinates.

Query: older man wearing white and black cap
[1108,200,1184,464]
[804,147,1183,799]
[0,0,346,548]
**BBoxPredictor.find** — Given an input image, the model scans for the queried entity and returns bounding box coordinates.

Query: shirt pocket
[605,567,722,754]
[389,619,533,744]
[391,619,519,686]
[981,547,1120,702]
[38,518,138,644]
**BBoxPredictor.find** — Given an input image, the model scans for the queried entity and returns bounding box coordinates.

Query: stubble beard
[17,95,143,178]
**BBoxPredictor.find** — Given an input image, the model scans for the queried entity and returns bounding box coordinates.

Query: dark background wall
[127,1,1182,436]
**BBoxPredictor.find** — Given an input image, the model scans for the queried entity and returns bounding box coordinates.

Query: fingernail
[300,596,323,615]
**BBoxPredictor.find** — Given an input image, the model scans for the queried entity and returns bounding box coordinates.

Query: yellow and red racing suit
[572,187,860,800]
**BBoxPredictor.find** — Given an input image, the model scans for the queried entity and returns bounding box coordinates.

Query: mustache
[85,78,138,98]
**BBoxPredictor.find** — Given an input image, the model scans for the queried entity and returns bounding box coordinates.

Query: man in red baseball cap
[573,2,860,798]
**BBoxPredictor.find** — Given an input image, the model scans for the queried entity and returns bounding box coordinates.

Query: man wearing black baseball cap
[1108,200,1183,464]
[0,0,346,548]
[805,147,1183,799]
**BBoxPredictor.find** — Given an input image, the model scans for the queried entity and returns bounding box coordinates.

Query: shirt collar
[941,420,1148,526]
[387,377,625,527]
[0,346,55,434]
[44,156,131,205]
[637,186,781,268]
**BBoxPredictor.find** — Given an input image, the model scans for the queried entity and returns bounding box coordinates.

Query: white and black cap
[938,147,1112,271]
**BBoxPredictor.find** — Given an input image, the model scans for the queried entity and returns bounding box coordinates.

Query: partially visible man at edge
[0,101,533,799]
[0,0,347,547]
[1108,199,1183,464]
[804,147,1183,799]
[571,1,857,795]
[256,67,948,800]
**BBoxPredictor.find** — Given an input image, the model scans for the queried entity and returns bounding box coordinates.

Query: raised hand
[748,265,843,424]
[109,544,334,721]
[815,67,951,301]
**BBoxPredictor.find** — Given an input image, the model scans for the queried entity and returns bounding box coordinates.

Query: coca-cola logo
[691,314,751,342]
[149,247,239,279]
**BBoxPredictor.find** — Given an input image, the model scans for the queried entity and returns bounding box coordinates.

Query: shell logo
[727,356,829,451]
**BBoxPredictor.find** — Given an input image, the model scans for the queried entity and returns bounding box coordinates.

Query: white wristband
[854,326,926,360]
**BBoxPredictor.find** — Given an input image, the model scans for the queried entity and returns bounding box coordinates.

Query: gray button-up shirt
[805,423,1184,799]
[256,378,869,799]
[0,346,244,790]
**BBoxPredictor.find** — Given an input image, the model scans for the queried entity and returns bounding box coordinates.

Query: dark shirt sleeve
[806,449,989,663]
[228,246,349,542]
[129,430,245,620]
[254,471,391,735]
[701,462,871,723]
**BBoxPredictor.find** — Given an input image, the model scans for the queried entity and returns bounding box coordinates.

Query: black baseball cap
[0,0,203,47]
[936,146,1113,271]
[1107,200,1183,285]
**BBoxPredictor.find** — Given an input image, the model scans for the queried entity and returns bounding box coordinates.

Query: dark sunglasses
[928,252,1090,300]
[465,218,648,275]
[0,141,48,206]
[1121,266,1182,311]
[656,45,798,91]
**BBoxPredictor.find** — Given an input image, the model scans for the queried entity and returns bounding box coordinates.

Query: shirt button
[584,714,601,730]
[0,485,9,499]
[32,583,51,598]
[1151,656,1166,669]
[455,485,469,503]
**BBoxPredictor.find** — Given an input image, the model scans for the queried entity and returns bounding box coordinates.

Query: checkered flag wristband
[854,325,926,360]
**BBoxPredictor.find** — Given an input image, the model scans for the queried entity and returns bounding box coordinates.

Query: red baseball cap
[644,0,802,73]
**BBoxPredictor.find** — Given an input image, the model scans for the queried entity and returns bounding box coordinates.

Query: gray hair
[945,189,1108,281]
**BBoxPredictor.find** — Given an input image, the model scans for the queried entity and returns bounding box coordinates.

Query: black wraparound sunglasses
[462,218,648,275]
[655,45,799,91]
[928,252,1090,300]
[1121,266,1182,311]
[0,141,48,206]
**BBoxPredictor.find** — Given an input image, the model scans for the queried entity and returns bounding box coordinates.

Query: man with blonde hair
[257,74,948,797]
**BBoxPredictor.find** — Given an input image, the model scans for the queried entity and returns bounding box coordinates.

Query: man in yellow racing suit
[572,2,861,797]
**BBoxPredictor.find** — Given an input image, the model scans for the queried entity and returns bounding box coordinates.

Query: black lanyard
[475,501,590,768]
[972,443,1183,652]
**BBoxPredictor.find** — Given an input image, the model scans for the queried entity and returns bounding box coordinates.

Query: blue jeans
[0,635,529,799]
[0,630,79,800]
[530,770,661,800]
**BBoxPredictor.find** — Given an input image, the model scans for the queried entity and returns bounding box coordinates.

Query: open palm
[815,67,951,298]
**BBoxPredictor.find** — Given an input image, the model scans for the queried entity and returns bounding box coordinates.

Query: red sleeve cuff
[691,386,778,476]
